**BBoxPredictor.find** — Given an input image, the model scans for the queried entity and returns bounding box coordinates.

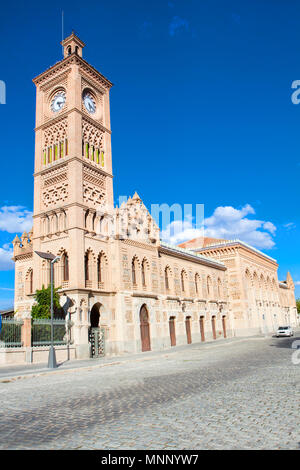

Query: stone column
[21,316,32,363]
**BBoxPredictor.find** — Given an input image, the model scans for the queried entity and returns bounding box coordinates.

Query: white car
[276,326,294,337]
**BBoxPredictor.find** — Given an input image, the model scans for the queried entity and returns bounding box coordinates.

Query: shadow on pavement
[269,335,300,349]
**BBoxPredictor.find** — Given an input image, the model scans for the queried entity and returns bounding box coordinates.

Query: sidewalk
[0,334,269,383]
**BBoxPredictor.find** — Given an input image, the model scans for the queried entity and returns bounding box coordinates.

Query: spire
[12,234,20,245]
[132,192,141,202]
[286,271,294,288]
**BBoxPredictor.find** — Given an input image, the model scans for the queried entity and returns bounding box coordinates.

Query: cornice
[132,293,159,299]
[120,239,157,252]
[40,68,72,92]
[13,252,33,262]
[197,241,278,267]
[159,246,226,271]
[33,156,113,179]
[32,201,106,219]
[33,53,113,89]
[35,107,111,135]
[59,287,117,296]
[238,244,278,267]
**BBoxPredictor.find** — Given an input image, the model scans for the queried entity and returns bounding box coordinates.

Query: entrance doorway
[90,303,100,327]
[89,303,105,358]
[211,315,217,340]
[199,316,205,342]
[140,305,151,352]
[169,316,176,346]
[185,316,192,344]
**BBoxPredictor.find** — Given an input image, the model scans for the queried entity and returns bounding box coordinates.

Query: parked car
[276,326,294,337]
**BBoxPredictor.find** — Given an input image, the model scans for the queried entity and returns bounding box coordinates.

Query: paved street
[0,334,299,450]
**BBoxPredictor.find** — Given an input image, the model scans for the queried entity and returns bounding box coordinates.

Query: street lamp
[35,251,61,368]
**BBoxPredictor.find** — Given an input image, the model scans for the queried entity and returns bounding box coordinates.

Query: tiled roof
[160,242,225,268]
[195,239,277,263]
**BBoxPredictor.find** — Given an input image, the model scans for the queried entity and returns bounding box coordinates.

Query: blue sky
[0,0,300,308]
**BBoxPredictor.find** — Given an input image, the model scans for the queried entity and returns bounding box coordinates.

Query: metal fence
[31,319,71,347]
[89,327,105,358]
[0,319,23,348]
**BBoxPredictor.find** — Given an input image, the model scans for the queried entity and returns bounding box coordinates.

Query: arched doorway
[140,305,151,352]
[185,316,192,344]
[199,316,205,342]
[222,315,227,338]
[89,303,105,358]
[90,303,100,327]
[211,315,217,340]
[169,316,176,346]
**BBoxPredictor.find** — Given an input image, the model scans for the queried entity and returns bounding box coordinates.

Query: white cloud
[294,281,300,286]
[203,204,276,249]
[284,222,296,230]
[161,219,203,245]
[0,206,33,234]
[0,244,14,270]
[161,204,277,250]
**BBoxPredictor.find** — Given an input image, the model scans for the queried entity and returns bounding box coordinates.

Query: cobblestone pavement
[0,334,299,450]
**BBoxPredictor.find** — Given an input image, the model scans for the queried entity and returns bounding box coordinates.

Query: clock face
[51,91,66,113]
[83,93,96,114]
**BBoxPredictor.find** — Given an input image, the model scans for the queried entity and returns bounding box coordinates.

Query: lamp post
[35,251,60,368]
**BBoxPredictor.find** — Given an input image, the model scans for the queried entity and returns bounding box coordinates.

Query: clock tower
[30,33,114,294]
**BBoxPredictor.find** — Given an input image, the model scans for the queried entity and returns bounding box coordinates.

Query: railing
[31,319,70,347]
[0,319,23,348]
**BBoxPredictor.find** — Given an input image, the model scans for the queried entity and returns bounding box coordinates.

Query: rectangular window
[54,144,58,160]
[91,146,94,161]
[101,150,104,167]
[96,148,100,164]
[48,147,52,163]
[65,139,68,156]
[86,143,89,158]
[43,150,46,165]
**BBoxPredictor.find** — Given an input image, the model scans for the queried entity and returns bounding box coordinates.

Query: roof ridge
[161,241,225,267]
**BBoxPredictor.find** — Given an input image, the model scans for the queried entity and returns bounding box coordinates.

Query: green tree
[31,285,62,319]
[296,298,300,315]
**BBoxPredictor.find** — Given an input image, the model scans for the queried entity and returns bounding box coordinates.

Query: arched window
[85,253,89,281]
[195,273,200,295]
[84,210,89,229]
[26,269,33,295]
[165,267,170,291]
[141,259,146,287]
[63,253,69,281]
[62,210,67,231]
[67,46,72,56]
[217,278,222,299]
[207,276,212,297]
[181,270,186,292]
[29,269,33,294]
[132,258,137,285]
[97,253,103,283]
[92,213,96,232]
